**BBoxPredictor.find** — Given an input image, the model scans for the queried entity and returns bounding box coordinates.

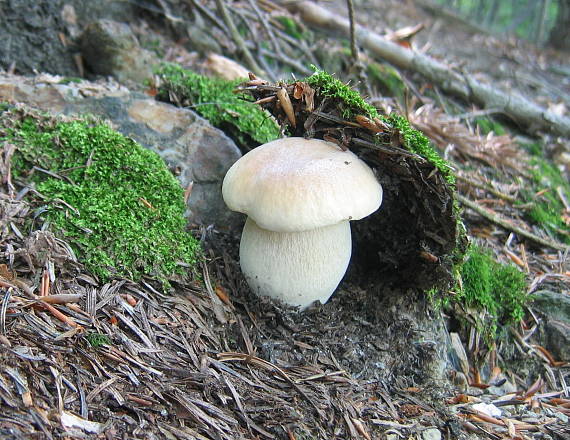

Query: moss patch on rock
[433,245,528,341]
[2,106,200,283]
[156,63,280,149]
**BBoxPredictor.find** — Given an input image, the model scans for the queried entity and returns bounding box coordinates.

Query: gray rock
[0,0,76,75]
[533,290,570,321]
[80,20,157,84]
[543,319,570,362]
[0,73,242,231]
[421,428,442,440]
[532,290,570,361]
[485,379,517,396]
[123,98,242,229]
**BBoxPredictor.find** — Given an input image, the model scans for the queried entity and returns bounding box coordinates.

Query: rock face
[0,1,141,76]
[532,290,570,362]
[0,0,77,75]
[0,73,242,231]
[80,19,158,84]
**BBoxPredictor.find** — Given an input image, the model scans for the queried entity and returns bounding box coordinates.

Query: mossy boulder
[1,105,200,283]
[156,63,280,150]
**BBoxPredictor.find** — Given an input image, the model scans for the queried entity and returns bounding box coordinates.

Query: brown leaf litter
[1,0,570,437]
[0,192,457,439]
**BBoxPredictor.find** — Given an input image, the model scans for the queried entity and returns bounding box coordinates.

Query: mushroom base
[239,218,352,309]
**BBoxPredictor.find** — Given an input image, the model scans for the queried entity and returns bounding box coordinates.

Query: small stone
[467,386,484,397]
[486,379,517,396]
[203,54,250,81]
[421,428,442,440]
[472,402,502,418]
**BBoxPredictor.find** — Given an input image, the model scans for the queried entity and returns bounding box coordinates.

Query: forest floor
[1,1,569,439]
[326,0,570,110]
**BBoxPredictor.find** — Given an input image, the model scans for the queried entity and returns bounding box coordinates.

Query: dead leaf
[277,86,296,127]
[215,285,231,305]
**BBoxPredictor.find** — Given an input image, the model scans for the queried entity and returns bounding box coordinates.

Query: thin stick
[347,0,358,63]
[456,174,518,203]
[214,0,264,75]
[346,0,372,96]
[33,301,78,328]
[457,193,570,252]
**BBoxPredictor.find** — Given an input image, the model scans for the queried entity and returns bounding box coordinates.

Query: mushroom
[222,137,382,309]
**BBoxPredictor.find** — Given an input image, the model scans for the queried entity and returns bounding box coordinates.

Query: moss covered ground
[520,156,570,245]
[428,243,527,342]
[459,245,527,338]
[2,106,200,283]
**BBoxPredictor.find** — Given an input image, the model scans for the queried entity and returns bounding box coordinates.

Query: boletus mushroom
[222,137,382,309]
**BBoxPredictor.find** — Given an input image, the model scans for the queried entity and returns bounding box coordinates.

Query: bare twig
[214,0,264,75]
[456,174,518,203]
[347,0,357,63]
[457,193,570,251]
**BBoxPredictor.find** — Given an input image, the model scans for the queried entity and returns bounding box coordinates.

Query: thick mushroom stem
[239,217,352,309]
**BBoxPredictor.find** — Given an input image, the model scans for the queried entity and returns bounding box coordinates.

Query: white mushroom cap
[222,137,382,232]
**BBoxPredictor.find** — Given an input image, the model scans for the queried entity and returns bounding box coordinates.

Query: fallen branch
[278,1,570,137]
[457,193,570,251]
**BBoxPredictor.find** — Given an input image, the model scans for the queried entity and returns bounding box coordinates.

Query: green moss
[273,16,310,40]
[519,157,570,244]
[86,332,112,347]
[306,68,455,186]
[4,111,200,283]
[156,63,280,148]
[366,62,406,100]
[457,245,527,340]
[58,77,83,85]
[474,117,506,136]
[524,141,543,156]
[307,67,379,119]
[386,113,456,186]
